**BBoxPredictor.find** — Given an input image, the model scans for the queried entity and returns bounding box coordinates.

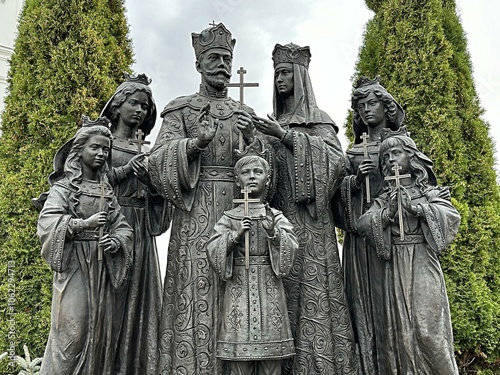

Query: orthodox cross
[361,132,371,203]
[227,67,259,151]
[233,187,261,269]
[384,163,411,240]
[129,129,150,198]
[209,20,217,27]
[98,179,113,261]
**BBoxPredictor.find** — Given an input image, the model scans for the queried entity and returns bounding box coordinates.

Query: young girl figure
[101,73,169,375]
[357,127,460,375]
[206,154,298,375]
[36,116,133,375]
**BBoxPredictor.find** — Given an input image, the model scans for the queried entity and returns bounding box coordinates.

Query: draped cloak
[149,89,261,374]
[333,141,388,374]
[270,63,358,374]
[38,179,133,375]
[333,84,405,374]
[357,186,460,375]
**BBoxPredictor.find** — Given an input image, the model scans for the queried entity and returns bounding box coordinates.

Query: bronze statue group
[34,23,461,375]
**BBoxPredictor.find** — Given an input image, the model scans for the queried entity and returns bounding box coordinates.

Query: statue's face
[236,160,269,198]
[357,92,386,128]
[274,63,294,98]
[382,145,410,175]
[116,91,149,128]
[196,48,233,90]
[81,135,110,171]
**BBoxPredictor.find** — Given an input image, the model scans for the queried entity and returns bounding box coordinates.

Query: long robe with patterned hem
[38,179,133,375]
[333,141,387,375]
[149,88,265,375]
[357,186,460,375]
[109,138,171,375]
[206,205,298,362]
[269,123,357,375]
[268,61,357,374]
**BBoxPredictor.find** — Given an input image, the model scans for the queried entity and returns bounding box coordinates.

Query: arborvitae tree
[0,0,133,370]
[352,0,500,372]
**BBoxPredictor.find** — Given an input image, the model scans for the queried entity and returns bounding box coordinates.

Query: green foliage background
[351,0,500,372]
[2,0,499,374]
[0,0,133,371]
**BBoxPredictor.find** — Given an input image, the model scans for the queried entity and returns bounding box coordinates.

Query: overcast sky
[122,0,499,275]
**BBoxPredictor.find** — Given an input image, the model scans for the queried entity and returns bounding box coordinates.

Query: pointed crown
[272,43,311,68]
[123,72,152,86]
[354,75,381,89]
[81,115,111,129]
[192,22,236,59]
[234,138,270,163]
[380,126,411,142]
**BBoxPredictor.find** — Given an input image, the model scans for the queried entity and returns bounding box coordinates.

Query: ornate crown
[123,72,152,86]
[272,43,311,68]
[380,126,411,142]
[81,115,111,128]
[234,138,270,162]
[191,22,236,59]
[354,75,381,89]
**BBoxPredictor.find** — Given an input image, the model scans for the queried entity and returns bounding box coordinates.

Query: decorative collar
[199,84,228,99]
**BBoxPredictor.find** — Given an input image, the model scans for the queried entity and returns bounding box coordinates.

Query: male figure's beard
[204,69,231,90]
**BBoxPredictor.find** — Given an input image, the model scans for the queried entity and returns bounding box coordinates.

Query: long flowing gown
[110,137,170,374]
[38,179,133,375]
[269,61,357,374]
[357,185,460,375]
[334,141,386,374]
[149,88,261,374]
[270,122,357,375]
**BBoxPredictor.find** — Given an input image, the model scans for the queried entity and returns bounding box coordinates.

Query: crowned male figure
[149,23,263,375]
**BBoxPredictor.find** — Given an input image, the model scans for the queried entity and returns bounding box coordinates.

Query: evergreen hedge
[352,0,500,372]
[0,0,133,372]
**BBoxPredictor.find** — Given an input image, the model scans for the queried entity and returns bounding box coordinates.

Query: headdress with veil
[272,43,338,131]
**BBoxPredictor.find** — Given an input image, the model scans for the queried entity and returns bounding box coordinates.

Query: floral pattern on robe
[206,205,298,361]
[149,91,264,374]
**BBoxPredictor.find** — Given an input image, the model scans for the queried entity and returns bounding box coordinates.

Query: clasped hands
[85,212,119,253]
[124,153,148,179]
[234,204,277,243]
[385,187,419,220]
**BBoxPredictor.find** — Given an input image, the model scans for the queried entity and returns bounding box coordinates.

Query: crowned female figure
[101,73,170,374]
[334,76,404,374]
[253,43,357,375]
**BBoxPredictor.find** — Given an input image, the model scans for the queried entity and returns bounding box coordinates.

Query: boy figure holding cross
[207,154,298,375]
[357,127,460,375]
